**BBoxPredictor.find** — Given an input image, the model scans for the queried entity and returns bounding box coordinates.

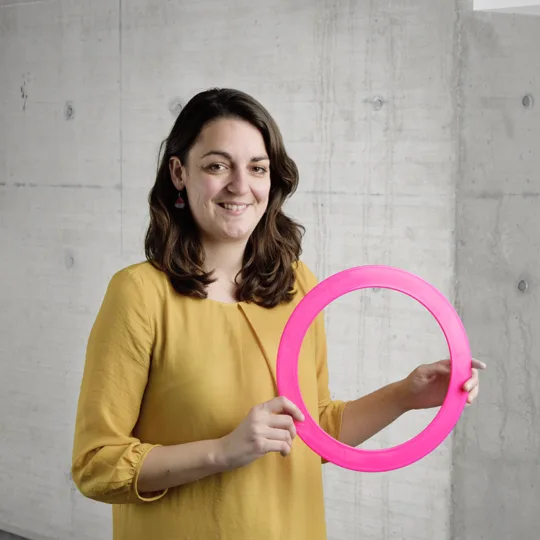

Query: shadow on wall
[0,531,28,540]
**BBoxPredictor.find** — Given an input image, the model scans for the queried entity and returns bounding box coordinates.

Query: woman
[72,88,484,540]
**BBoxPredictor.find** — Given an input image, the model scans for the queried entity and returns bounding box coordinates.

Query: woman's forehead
[191,118,267,158]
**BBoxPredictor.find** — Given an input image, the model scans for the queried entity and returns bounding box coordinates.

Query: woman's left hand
[401,358,487,411]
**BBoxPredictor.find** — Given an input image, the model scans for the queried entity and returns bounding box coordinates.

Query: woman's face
[170,117,271,246]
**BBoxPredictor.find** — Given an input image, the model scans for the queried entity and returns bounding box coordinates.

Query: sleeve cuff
[133,444,169,502]
[319,400,348,464]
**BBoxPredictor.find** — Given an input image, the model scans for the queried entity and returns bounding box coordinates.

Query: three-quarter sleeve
[313,311,347,442]
[71,268,167,504]
[298,262,347,444]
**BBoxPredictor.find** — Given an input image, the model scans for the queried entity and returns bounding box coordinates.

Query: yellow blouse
[72,260,346,540]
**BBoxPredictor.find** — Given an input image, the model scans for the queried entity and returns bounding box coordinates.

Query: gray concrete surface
[0,1,538,540]
[452,5,540,540]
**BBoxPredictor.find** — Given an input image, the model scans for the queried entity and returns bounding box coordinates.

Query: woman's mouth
[217,203,250,214]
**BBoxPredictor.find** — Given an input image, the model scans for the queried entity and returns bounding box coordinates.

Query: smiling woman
[71,88,483,540]
[145,89,304,307]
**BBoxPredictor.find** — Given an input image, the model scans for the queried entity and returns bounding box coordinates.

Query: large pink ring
[276,265,472,472]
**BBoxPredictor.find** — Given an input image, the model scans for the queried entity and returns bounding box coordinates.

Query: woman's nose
[226,169,250,194]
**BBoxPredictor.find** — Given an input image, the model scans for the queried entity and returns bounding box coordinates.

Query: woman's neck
[202,240,246,302]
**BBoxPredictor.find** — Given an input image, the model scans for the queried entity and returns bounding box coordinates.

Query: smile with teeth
[218,202,250,213]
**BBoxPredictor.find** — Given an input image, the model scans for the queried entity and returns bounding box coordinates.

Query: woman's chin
[209,225,253,244]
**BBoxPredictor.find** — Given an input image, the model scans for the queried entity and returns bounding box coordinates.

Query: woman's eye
[253,166,268,174]
[207,163,225,172]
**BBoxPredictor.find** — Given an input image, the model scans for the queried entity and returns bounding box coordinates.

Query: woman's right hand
[218,396,305,470]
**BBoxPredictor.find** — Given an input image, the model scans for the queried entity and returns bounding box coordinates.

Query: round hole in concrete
[522,94,534,109]
[518,279,528,292]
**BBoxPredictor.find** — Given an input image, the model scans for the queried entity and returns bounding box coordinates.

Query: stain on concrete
[20,80,27,111]
[64,101,75,120]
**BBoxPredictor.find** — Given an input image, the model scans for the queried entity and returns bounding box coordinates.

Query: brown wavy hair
[145,88,304,308]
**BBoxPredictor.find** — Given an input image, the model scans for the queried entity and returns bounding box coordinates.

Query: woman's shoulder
[293,259,320,295]
[108,261,170,298]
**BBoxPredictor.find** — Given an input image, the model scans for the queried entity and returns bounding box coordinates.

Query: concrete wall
[0,1,537,540]
[452,5,540,539]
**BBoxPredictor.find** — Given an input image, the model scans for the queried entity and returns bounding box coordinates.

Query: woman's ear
[169,156,184,191]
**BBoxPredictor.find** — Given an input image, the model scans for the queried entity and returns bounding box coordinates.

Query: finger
[265,427,293,443]
[265,396,305,422]
[265,428,294,457]
[254,436,292,457]
[463,369,479,391]
[472,358,487,370]
[466,385,479,404]
[268,414,297,439]
[441,357,486,370]
[265,440,292,457]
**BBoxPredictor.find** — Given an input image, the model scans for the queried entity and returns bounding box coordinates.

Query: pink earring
[174,191,185,209]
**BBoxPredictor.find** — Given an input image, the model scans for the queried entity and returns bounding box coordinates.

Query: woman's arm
[340,358,485,447]
[137,396,304,493]
[338,381,408,447]
[136,440,225,494]
[72,269,167,504]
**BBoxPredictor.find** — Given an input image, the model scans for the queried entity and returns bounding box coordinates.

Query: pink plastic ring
[276,265,472,472]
